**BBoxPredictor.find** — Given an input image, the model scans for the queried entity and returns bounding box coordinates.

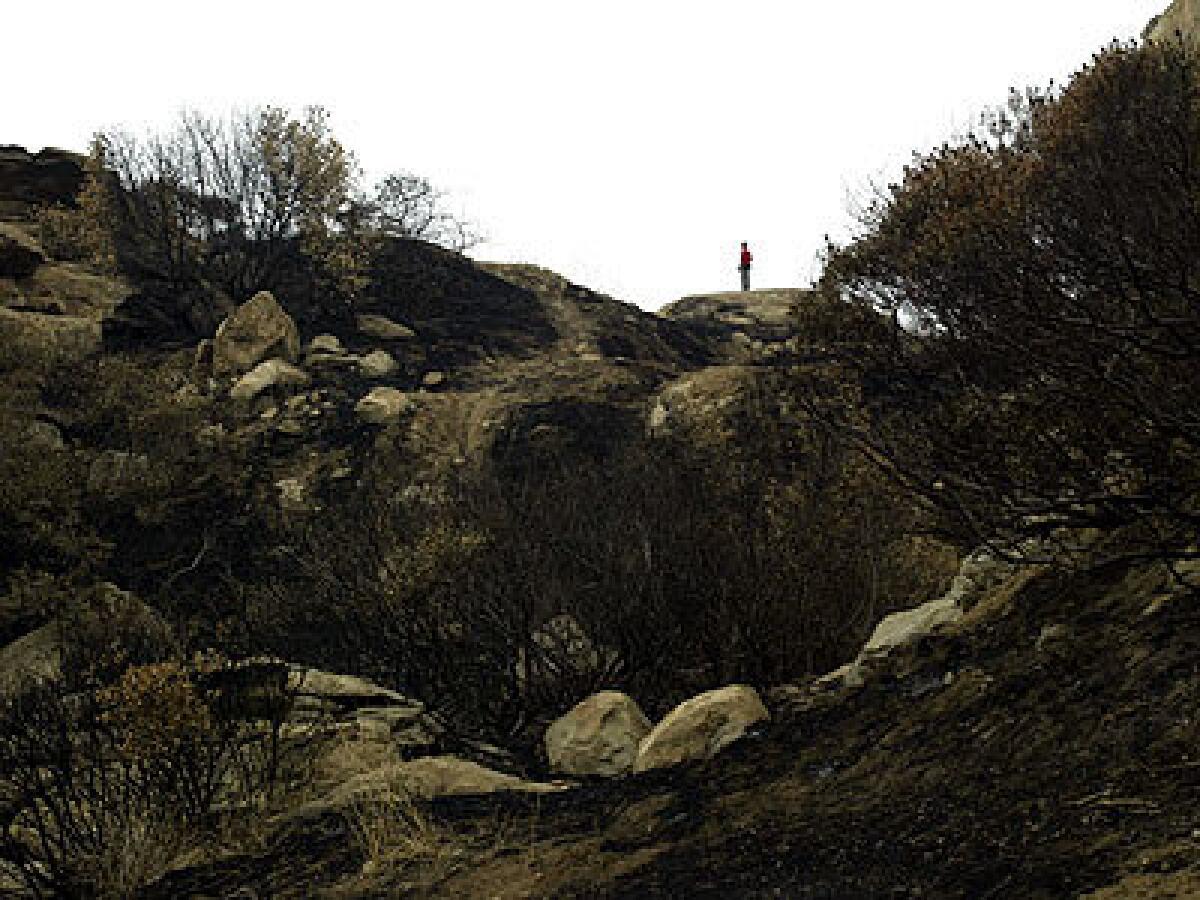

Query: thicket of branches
[814,38,1200,568]
[68,105,478,332]
[230,387,950,758]
[0,585,308,898]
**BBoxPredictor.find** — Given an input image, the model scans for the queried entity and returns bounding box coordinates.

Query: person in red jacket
[739,241,753,291]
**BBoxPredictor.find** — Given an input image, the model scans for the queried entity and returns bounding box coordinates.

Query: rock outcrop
[0,146,85,220]
[212,291,300,379]
[633,684,769,773]
[545,691,652,777]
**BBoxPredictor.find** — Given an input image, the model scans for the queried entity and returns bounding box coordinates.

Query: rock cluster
[543,684,770,778]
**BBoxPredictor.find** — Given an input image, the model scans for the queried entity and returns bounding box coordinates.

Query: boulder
[356,313,416,340]
[212,291,300,378]
[350,705,445,754]
[633,684,769,773]
[545,691,652,777]
[0,620,62,697]
[229,358,310,402]
[0,146,85,217]
[354,386,413,424]
[860,594,962,658]
[358,348,398,377]
[20,419,63,450]
[942,547,1017,611]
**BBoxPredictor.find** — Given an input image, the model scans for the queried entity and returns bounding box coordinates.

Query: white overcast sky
[7,1,1170,310]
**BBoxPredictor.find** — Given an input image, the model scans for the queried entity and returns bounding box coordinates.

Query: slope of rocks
[133,530,1200,899]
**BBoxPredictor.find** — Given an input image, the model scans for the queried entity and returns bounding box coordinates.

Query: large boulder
[288,666,412,713]
[545,691,652,777]
[212,291,300,378]
[633,684,769,773]
[229,358,310,402]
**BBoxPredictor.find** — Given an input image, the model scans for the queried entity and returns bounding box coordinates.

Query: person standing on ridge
[739,241,753,292]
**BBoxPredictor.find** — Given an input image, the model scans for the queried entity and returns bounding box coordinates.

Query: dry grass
[314,733,403,787]
[330,767,469,897]
[71,804,197,900]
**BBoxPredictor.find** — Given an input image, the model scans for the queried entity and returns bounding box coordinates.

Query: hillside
[142,539,1200,899]
[4,8,1200,895]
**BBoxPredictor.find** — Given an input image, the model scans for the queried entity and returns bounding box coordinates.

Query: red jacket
[740,247,753,267]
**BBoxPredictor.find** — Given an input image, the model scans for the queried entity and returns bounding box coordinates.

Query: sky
[7,1,1171,310]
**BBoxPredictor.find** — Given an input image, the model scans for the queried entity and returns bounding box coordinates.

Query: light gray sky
[7,1,1169,310]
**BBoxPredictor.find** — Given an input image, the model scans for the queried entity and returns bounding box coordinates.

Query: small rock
[356,313,416,340]
[422,371,446,388]
[355,387,414,425]
[276,477,309,512]
[358,349,398,377]
[1036,623,1071,652]
[229,359,310,402]
[22,419,63,450]
[307,333,343,355]
[197,423,225,448]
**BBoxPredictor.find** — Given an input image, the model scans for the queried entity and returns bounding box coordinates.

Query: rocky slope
[134,534,1200,899]
[6,18,1200,890]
